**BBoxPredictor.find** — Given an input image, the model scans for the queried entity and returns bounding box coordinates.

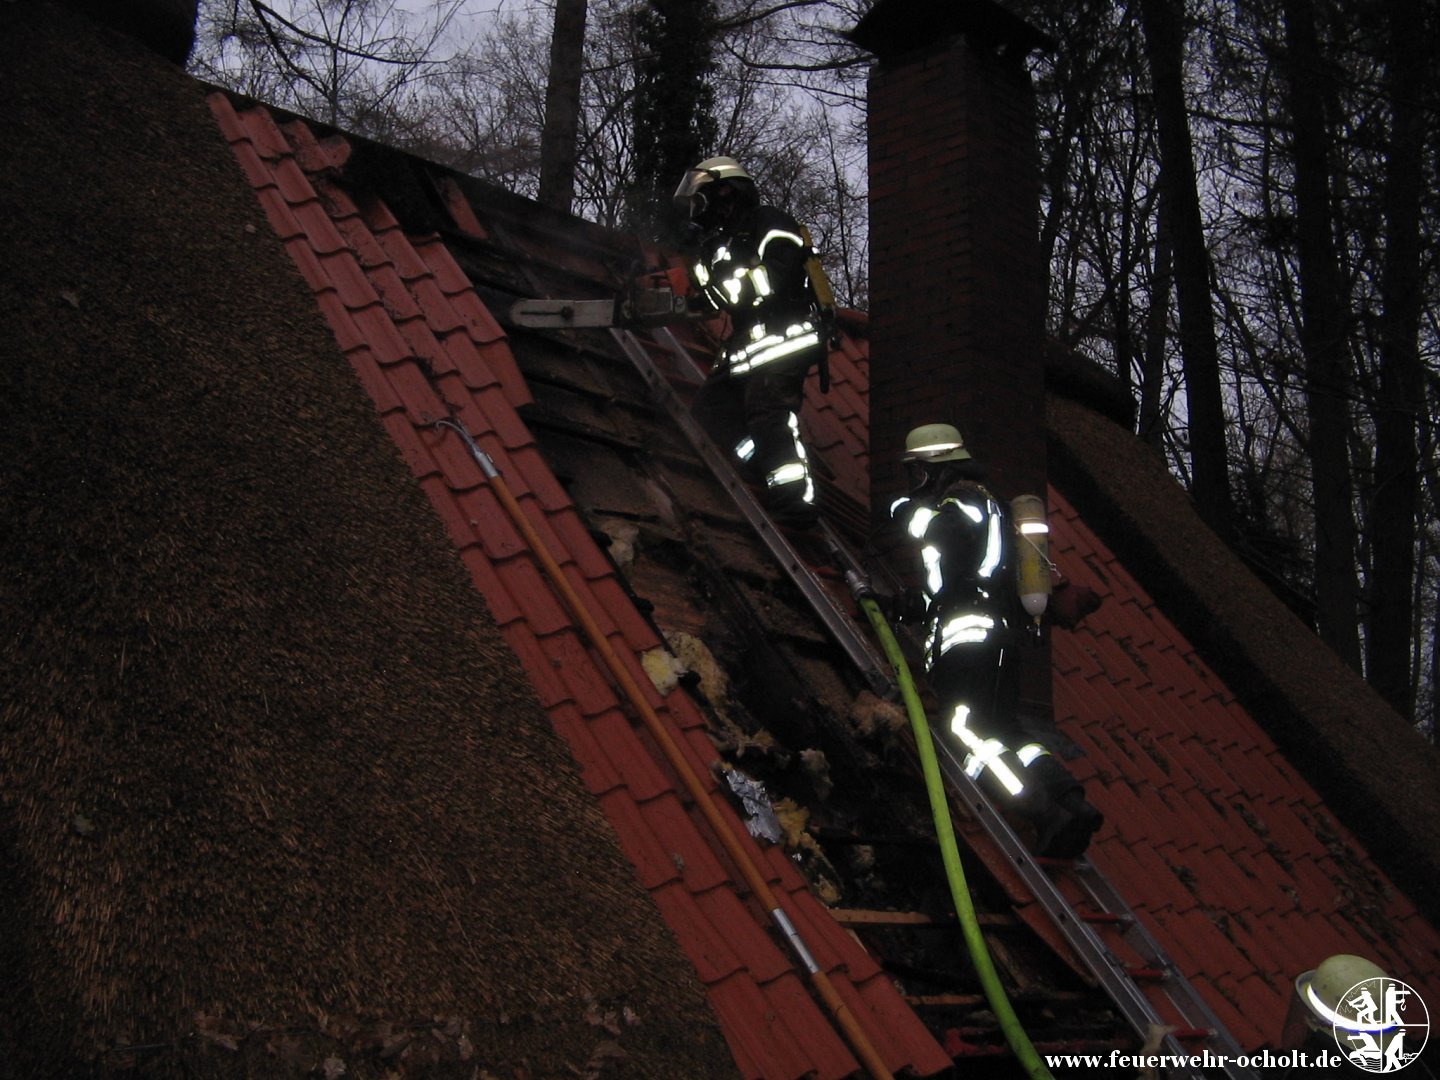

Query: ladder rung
[905,994,987,1007]
[1125,966,1169,982]
[831,908,1013,928]
[1080,911,1131,926]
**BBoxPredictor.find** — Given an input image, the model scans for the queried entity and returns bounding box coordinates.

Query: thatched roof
[0,5,732,1076]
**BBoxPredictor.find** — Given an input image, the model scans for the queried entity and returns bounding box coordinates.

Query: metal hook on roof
[434,418,499,480]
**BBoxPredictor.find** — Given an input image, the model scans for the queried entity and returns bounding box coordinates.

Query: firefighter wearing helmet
[675,157,835,525]
[889,423,1103,858]
[1279,955,1418,1075]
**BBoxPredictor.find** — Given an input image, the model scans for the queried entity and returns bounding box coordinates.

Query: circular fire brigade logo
[1331,977,1429,1073]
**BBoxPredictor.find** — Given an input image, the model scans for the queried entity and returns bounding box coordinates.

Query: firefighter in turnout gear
[890,424,1103,858]
[674,157,835,525]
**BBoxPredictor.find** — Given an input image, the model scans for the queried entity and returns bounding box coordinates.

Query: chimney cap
[849,0,1053,62]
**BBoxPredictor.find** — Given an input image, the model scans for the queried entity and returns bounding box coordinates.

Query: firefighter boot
[1021,756,1103,859]
[766,495,819,528]
[1034,787,1103,859]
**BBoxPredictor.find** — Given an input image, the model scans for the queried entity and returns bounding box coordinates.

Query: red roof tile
[705,972,837,1080]
[1208,973,1272,1048]
[641,795,736,893]
[434,175,489,239]
[277,117,350,172]
[760,974,881,1080]
[343,344,405,417]
[253,184,305,240]
[803,337,871,507]
[546,701,624,796]
[373,228,436,282]
[1049,487,1440,1046]
[590,711,678,802]
[213,93,950,1079]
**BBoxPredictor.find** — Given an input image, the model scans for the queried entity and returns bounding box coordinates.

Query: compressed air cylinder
[1010,494,1051,622]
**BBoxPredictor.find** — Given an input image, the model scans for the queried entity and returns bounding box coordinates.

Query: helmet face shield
[674,157,756,222]
[672,168,711,208]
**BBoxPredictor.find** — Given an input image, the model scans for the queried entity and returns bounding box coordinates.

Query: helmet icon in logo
[1298,959,1430,1073]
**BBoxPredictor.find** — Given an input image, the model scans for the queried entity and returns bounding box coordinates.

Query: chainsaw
[509,267,836,392]
[509,276,698,330]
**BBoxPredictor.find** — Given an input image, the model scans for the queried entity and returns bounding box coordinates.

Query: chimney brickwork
[854,0,1054,715]
[862,19,1049,519]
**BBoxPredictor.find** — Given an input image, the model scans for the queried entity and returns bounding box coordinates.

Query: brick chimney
[852,0,1053,523]
[852,0,1056,720]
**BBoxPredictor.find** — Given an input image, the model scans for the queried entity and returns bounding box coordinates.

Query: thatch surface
[1048,393,1440,920]
[0,5,732,1076]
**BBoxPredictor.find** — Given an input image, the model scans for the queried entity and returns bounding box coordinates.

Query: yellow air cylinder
[1010,495,1051,624]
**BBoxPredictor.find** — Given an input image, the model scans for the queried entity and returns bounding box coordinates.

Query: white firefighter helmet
[673,156,757,222]
[1295,954,1390,1030]
[903,423,972,463]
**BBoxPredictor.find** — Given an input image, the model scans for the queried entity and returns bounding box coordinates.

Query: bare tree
[1367,0,1428,715]
[539,0,590,213]
[410,23,547,191]
[1135,0,1234,538]
[1022,0,1440,727]
[1279,0,1363,670]
[191,1,465,137]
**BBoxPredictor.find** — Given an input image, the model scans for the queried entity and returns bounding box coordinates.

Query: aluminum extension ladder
[612,323,1259,1080]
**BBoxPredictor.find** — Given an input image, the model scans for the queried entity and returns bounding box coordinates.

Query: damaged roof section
[209,91,958,1079]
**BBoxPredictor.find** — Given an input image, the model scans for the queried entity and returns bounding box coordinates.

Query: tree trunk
[1134,0,1233,536]
[1366,0,1427,716]
[1281,0,1362,672]
[538,0,588,213]
[627,0,718,238]
[1138,204,1171,449]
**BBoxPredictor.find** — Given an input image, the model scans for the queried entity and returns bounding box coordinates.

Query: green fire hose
[857,595,1054,1080]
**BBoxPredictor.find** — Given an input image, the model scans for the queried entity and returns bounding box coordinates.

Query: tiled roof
[209,92,952,1080]
[1048,488,1440,1048]
[803,316,871,510]
[208,86,1440,1073]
